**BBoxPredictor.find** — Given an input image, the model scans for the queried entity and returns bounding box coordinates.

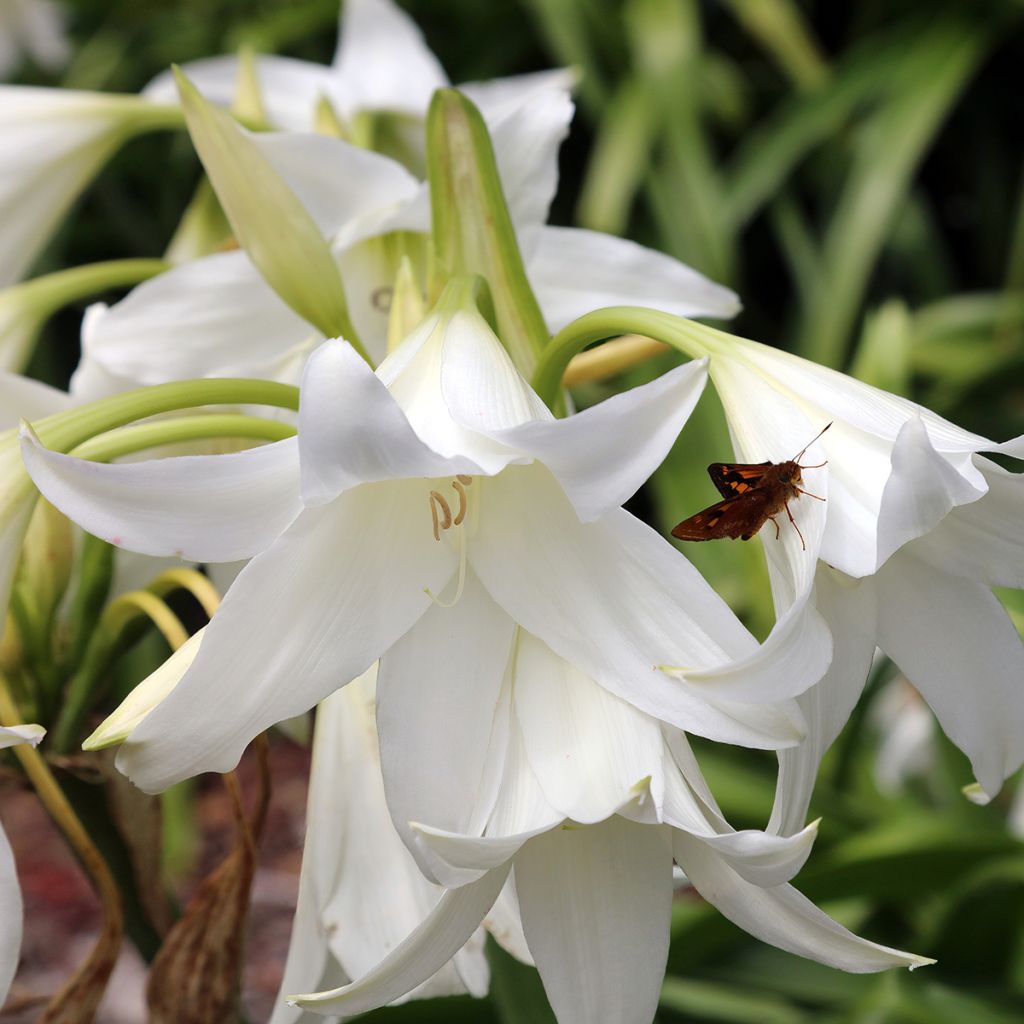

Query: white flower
[0,0,69,79]
[288,616,926,1021]
[71,0,737,398]
[23,298,826,796]
[0,87,175,288]
[270,665,495,1022]
[0,722,45,1005]
[694,335,1024,828]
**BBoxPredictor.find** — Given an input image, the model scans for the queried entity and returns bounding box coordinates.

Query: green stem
[72,414,295,462]
[14,259,170,311]
[25,378,299,455]
[532,306,725,408]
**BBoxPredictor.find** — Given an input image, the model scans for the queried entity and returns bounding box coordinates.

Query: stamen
[429,494,441,542]
[430,490,452,529]
[456,474,473,485]
[452,479,468,525]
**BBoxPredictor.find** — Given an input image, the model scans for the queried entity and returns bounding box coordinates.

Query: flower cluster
[0,0,1021,1021]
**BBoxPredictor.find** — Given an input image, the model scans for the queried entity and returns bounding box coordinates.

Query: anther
[452,480,468,525]
[456,474,473,485]
[429,496,441,542]
[430,490,452,530]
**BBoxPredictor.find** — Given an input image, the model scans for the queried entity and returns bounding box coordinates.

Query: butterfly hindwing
[707,461,773,499]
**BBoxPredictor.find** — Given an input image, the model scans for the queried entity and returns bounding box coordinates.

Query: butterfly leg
[796,487,826,501]
[768,516,780,540]
[784,500,806,551]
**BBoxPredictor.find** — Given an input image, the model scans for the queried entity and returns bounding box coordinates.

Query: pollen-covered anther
[428,477,474,541]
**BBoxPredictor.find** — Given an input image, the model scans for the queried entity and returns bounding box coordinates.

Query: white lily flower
[72,0,737,397]
[270,664,492,1024]
[0,0,69,79]
[0,87,176,288]
[288,617,927,1022]
[0,722,45,1005]
[24,297,827,796]
[696,337,1024,826]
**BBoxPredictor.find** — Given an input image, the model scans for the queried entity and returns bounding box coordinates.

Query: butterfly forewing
[670,489,777,542]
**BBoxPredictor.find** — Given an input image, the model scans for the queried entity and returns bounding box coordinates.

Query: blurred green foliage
[12,0,1024,1020]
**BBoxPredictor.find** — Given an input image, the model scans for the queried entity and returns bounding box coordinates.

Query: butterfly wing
[671,489,776,542]
[707,461,772,499]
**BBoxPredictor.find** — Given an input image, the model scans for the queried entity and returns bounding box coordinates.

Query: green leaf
[172,67,365,357]
[660,977,807,1023]
[486,938,556,1024]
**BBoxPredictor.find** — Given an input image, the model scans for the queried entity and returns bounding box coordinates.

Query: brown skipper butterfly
[670,423,831,551]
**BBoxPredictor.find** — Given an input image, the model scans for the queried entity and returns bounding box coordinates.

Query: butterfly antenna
[793,422,832,464]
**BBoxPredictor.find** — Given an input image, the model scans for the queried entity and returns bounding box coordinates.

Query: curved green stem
[532,307,731,409]
[24,378,299,455]
[72,414,295,462]
[13,259,170,311]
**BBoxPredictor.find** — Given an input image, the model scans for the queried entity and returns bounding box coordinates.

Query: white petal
[529,226,741,333]
[875,551,1024,799]
[661,765,818,887]
[289,867,507,1017]
[477,359,708,522]
[0,87,130,286]
[734,337,995,453]
[483,878,534,966]
[674,830,932,971]
[299,338,480,504]
[376,570,515,880]
[116,482,455,791]
[513,630,666,823]
[252,131,420,242]
[332,0,448,117]
[910,457,1024,588]
[314,670,486,1001]
[84,630,203,750]
[72,251,316,392]
[144,55,339,131]
[515,817,673,1024]
[21,430,301,563]
[486,86,573,256]
[0,723,44,749]
[0,371,72,428]
[0,825,21,1006]
[461,69,578,124]
[411,821,554,885]
[875,415,986,569]
[470,466,806,749]
[769,566,877,837]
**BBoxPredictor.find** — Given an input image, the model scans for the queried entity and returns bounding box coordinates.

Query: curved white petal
[0,87,131,286]
[116,482,455,792]
[252,131,420,242]
[486,86,573,256]
[332,0,448,117]
[875,551,1024,799]
[21,430,302,563]
[910,457,1024,589]
[376,570,515,881]
[298,338,481,505]
[475,359,707,523]
[470,466,806,749]
[289,866,508,1017]
[411,821,554,884]
[0,825,21,1006]
[84,629,204,750]
[734,337,995,453]
[660,764,818,887]
[673,830,932,971]
[461,69,578,124]
[483,878,535,966]
[513,630,666,824]
[144,55,339,132]
[0,372,72,427]
[0,723,44,748]
[72,251,316,393]
[875,415,986,569]
[769,566,877,837]
[315,671,486,1002]
[515,817,673,1024]
[529,226,741,333]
